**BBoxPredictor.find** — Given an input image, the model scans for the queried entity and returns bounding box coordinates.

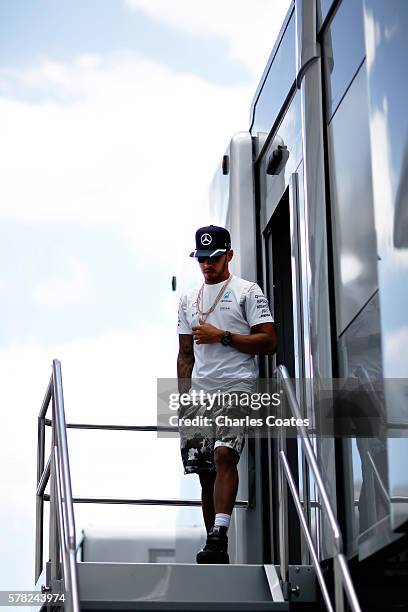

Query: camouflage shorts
[178,393,249,475]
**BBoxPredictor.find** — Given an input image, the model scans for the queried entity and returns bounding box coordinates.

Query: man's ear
[227,249,233,262]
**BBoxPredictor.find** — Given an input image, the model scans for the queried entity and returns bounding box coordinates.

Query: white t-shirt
[177,274,274,388]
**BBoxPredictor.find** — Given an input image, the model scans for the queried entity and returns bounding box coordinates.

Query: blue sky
[0,0,291,592]
[0,0,250,86]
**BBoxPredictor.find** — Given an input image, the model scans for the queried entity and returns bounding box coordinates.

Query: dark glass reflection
[251,12,296,137]
[323,0,365,121]
[327,63,378,335]
[337,293,389,557]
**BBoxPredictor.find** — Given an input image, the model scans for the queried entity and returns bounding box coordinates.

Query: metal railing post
[52,360,80,612]
[278,457,289,587]
[49,388,61,585]
[34,493,44,584]
[277,381,289,589]
[35,456,50,583]
[334,556,345,612]
[35,377,51,584]
[37,416,45,489]
[49,442,60,584]
[35,415,45,582]
[53,446,71,600]
[52,361,77,554]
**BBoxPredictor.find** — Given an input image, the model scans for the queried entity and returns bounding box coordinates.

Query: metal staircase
[35,360,362,611]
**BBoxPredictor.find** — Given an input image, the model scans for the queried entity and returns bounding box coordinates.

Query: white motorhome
[209,0,408,608]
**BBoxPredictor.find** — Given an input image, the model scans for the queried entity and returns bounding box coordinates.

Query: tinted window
[337,293,387,556]
[323,0,365,120]
[258,92,302,230]
[327,63,378,335]
[250,12,296,137]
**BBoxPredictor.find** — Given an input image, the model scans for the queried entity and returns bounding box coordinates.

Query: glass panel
[363,0,408,532]
[251,11,296,137]
[337,292,389,556]
[327,63,378,335]
[323,0,365,120]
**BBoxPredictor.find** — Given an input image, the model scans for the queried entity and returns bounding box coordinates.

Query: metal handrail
[275,365,362,612]
[42,495,248,507]
[53,446,71,599]
[40,422,248,508]
[52,360,80,612]
[45,421,179,432]
[35,360,80,612]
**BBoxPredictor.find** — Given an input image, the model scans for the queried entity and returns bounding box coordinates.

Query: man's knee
[214,446,237,470]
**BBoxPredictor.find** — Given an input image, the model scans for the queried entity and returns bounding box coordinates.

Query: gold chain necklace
[196,274,232,323]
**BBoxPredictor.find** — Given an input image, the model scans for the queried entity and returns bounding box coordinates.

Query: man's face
[198,251,233,283]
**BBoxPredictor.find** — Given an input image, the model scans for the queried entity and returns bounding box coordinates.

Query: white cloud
[340,253,363,285]
[364,8,381,77]
[368,96,394,254]
[385,326,408,378]
[0,2,291,279]
[0,53,253,274]
[33,256,91,307]
[384,22,399,41]
[124,0,292,75]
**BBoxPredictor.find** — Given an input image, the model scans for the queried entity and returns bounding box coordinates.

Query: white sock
[214,513,231,530]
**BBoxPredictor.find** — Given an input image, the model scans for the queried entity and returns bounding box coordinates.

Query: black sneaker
[196,526,229,564]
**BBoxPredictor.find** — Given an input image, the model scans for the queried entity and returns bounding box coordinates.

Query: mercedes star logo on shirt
[201,233,212,245]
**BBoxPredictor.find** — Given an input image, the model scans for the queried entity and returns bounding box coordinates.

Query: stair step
[81,605,289,611]
[78,562,290,611]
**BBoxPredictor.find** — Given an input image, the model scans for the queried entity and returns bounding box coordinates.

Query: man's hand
[192,319,224,344]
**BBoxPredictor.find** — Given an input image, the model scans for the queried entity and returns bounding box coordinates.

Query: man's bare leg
[213,446,238,515]
[199,471,216,533]
[196,450,235,563]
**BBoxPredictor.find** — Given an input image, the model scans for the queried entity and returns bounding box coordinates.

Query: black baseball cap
[189,225,232,258]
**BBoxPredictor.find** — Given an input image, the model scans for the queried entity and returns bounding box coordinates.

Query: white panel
[228,132,257,282]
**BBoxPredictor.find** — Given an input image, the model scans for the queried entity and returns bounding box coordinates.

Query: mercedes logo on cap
[201,233,212,246]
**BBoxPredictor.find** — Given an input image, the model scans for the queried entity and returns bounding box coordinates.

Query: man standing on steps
[177,225,277,564]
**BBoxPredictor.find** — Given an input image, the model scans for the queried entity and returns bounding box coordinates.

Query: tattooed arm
[177,334,195,394]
